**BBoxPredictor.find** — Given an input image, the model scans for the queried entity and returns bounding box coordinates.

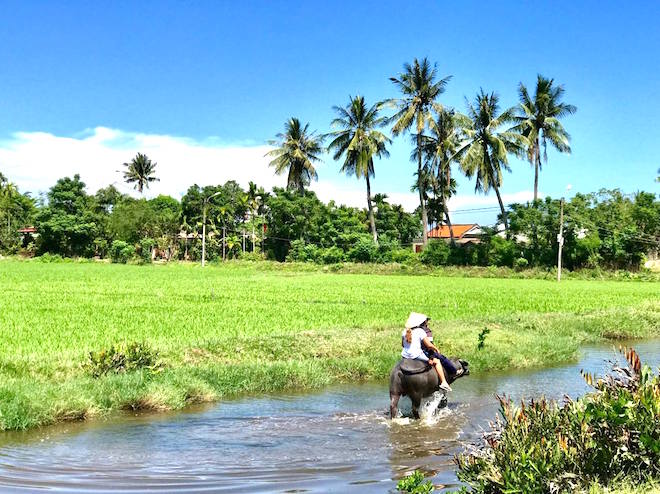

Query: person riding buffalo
[401,312,453,392]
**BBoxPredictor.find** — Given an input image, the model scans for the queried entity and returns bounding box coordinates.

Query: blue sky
[1,1,658,224]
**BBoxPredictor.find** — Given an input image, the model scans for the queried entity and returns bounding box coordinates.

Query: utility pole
[222,226,226,261]
[201,191,221,267]
[557,197,565,282]
[557,185,572,282]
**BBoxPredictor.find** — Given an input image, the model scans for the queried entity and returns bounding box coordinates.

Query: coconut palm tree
[326,95,390,244]
[266,118,323,194]
[512,75,576,202]
[456,90,525,237]
[121,153,159,194]
[0,174,19,236]
[417,109,467,244]
[388,57,451,245]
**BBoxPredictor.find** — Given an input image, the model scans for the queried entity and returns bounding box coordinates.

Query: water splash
[418,391,450,425]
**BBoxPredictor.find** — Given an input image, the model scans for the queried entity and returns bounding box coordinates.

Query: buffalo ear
[459,359,469,368]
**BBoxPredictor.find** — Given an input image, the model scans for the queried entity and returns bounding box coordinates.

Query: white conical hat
[405,312,429,329]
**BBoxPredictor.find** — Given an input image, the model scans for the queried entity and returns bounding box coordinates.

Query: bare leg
[389,393,400,419]
[431,359,451,391]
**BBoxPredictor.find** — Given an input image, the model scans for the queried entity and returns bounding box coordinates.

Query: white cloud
[0,127,286,199]
[0,127,536,218]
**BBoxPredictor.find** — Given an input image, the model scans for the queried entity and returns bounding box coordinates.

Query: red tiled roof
[18,226,37,234]
[428,224,478,239]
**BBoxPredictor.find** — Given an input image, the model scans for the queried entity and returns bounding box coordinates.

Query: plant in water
[397,470,433,493]
[86,342,162,378]
[456,347,660,493]
[477,327,490,350]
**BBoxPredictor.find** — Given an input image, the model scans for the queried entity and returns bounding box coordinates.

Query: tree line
[0,57,658,269]
[0,170,657,270]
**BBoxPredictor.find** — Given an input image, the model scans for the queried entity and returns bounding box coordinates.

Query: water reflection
[0,341,657,493]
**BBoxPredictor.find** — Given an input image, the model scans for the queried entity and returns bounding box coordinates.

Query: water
[1,340,659,493]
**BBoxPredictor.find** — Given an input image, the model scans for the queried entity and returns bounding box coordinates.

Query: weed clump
[456,347,660,493]
[86,342,162,378]
[396,470,433,493]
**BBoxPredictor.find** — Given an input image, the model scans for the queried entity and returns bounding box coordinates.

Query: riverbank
[1,260,658,431]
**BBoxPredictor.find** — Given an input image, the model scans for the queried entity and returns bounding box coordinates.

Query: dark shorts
[424,350,457,374]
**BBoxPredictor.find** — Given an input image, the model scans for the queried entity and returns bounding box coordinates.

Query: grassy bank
[1,260,658,431]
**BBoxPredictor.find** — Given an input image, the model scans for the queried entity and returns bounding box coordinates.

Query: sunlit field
[1,259,658,430]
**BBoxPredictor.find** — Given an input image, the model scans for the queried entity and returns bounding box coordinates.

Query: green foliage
[477,327,490,350]
[109,240,135,264]
[488,236,519,267]
[420,240,450,266]
[139,238,155,263]
[397,470,433,493]
[456,348,660,493]
[514,256,529,271]
[86,342,161,378]
[347,235,378,262]
[35,175,100,257]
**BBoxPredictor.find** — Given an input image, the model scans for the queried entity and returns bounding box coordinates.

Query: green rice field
[1,259,659,431]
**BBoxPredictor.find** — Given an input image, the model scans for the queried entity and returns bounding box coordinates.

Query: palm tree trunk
[443,201,455,246]
[365,174,378,245]
[533,143,540,203]
[493,183,509,238]
[445,166,455,245]
[417,133,428,245]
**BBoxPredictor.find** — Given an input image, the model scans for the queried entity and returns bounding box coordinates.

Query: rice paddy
[1,259,658,431]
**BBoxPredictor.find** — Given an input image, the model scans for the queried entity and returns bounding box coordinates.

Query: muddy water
[1,340,659,493]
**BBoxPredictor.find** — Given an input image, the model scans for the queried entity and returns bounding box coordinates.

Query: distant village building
[412,224,484,252]
[17,226,38,247]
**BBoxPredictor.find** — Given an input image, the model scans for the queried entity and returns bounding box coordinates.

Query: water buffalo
[389,357,469,419]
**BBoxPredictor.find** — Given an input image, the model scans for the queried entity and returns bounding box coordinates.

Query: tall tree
[326,95,390,244]
[388,57,451,244]
[266,118,323,194]
[456,90,525,236]
[418,109,467,244]
[512,75,576,202]
[121,152,159,194]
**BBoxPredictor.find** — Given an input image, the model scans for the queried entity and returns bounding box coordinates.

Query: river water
[1,340,659,493]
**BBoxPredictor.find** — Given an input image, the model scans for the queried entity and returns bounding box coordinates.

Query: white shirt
[401,327,428,361]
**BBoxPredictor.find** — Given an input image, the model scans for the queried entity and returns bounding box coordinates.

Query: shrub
[396,470,433,493]
[319,246,345,264]
[347,236,378,263]
[513,257,529,271]
[391,247,418,264]
[85,342,162,378]
[109,240,135,264]
[36,253,64,263]
[237,251,264,262]
[456,347,660,493]
[488,236,518,267]
[139,238,155,264]
[286,239,320,263]
[419,240,450,266]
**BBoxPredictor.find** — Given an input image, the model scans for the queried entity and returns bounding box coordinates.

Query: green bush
[391,247,418,264]
[514,257,529,271]
[139,238,155,263]
[36,253,64,263]
[237,251,264,262]
[488,236,519,267]
[347,236,378,263]
[456,347,660,493]
[396,470,433,493]
[319,246,345,264]
[109,240,136,264]
[419,240,450,266]
[85,342,162,378]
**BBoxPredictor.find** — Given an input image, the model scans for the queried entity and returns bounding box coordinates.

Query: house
[17,226,38,247]
[412,223,484,252]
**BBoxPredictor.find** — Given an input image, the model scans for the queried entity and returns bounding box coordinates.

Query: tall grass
[0,260,658,431]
